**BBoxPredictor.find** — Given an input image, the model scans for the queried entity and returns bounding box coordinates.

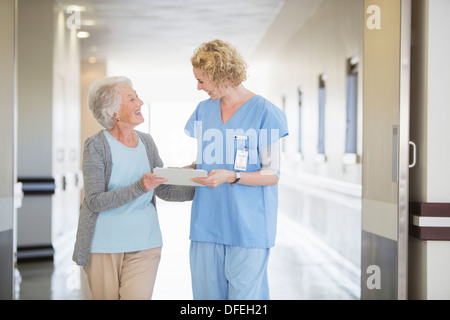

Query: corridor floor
[16,201,360,300]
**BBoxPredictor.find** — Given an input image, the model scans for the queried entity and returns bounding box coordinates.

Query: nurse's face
[193,67,223,100]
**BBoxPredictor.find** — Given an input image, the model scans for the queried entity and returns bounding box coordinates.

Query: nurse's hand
[141,173,168,191]
[192,169,235,188]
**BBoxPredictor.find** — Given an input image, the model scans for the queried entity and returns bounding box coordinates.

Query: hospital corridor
[2,0,450,302]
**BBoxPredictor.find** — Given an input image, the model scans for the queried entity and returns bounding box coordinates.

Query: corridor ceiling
[56,0,325,66]
[58,0,286,64]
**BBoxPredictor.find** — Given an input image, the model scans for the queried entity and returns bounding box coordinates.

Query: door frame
[397,0,412,300]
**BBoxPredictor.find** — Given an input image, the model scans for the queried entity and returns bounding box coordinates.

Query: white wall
[51,2,81,257]
[409,0,450,300]
[427,0,450,203]
[425,0,450,300]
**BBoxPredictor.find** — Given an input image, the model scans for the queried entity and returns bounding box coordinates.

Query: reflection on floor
[16,201,360,300]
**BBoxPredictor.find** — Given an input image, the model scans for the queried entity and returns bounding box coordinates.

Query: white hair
[87,76,133,129]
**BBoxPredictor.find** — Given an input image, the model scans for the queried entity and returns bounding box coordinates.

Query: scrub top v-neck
[185,95,289,249]
[218,95,254,125]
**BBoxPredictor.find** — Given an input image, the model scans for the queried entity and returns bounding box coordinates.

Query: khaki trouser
[85,247,161,300]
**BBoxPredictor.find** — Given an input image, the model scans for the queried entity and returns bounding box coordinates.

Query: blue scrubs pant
[189,241,270,300]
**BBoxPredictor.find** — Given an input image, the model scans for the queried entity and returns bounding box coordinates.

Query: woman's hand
[192,169,235,188]
[141,173,168,191]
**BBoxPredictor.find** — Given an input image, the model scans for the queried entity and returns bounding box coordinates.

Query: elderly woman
[73,76,194,300]
[185,40,289,300]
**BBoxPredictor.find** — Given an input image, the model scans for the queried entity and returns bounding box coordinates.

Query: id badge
[234,147,248,171]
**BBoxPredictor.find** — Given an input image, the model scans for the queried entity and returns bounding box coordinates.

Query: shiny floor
[16,201,360,300]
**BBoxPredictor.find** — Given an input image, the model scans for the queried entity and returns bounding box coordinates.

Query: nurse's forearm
[193,169,279,188]
[235,170,279,187]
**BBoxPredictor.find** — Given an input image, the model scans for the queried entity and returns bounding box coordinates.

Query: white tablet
[153,167,208,186]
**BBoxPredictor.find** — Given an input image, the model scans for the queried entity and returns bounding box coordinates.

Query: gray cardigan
[72,130,194,268]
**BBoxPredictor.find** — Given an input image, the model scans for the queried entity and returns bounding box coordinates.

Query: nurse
[185,39,289,300]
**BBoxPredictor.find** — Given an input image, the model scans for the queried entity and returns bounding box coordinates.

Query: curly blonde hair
[191,39,247,88]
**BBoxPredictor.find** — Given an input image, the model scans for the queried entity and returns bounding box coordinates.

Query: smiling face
[115,85,144,127]
[193,67,227,100]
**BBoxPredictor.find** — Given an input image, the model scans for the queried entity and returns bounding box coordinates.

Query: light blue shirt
[184,96,289,248]
[90,130,162,253]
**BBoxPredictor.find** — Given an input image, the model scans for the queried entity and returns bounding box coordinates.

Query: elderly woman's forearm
[83,180,147,212]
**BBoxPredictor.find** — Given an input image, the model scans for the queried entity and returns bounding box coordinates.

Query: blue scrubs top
[184,95,289,248]
[91,130,162,253]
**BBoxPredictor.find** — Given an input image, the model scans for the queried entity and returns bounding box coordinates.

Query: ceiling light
[88,57,97,64]
[77,31,90,39]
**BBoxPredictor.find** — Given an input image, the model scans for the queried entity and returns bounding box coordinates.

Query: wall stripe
[410,202,450,217]
[410,202,450,240]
